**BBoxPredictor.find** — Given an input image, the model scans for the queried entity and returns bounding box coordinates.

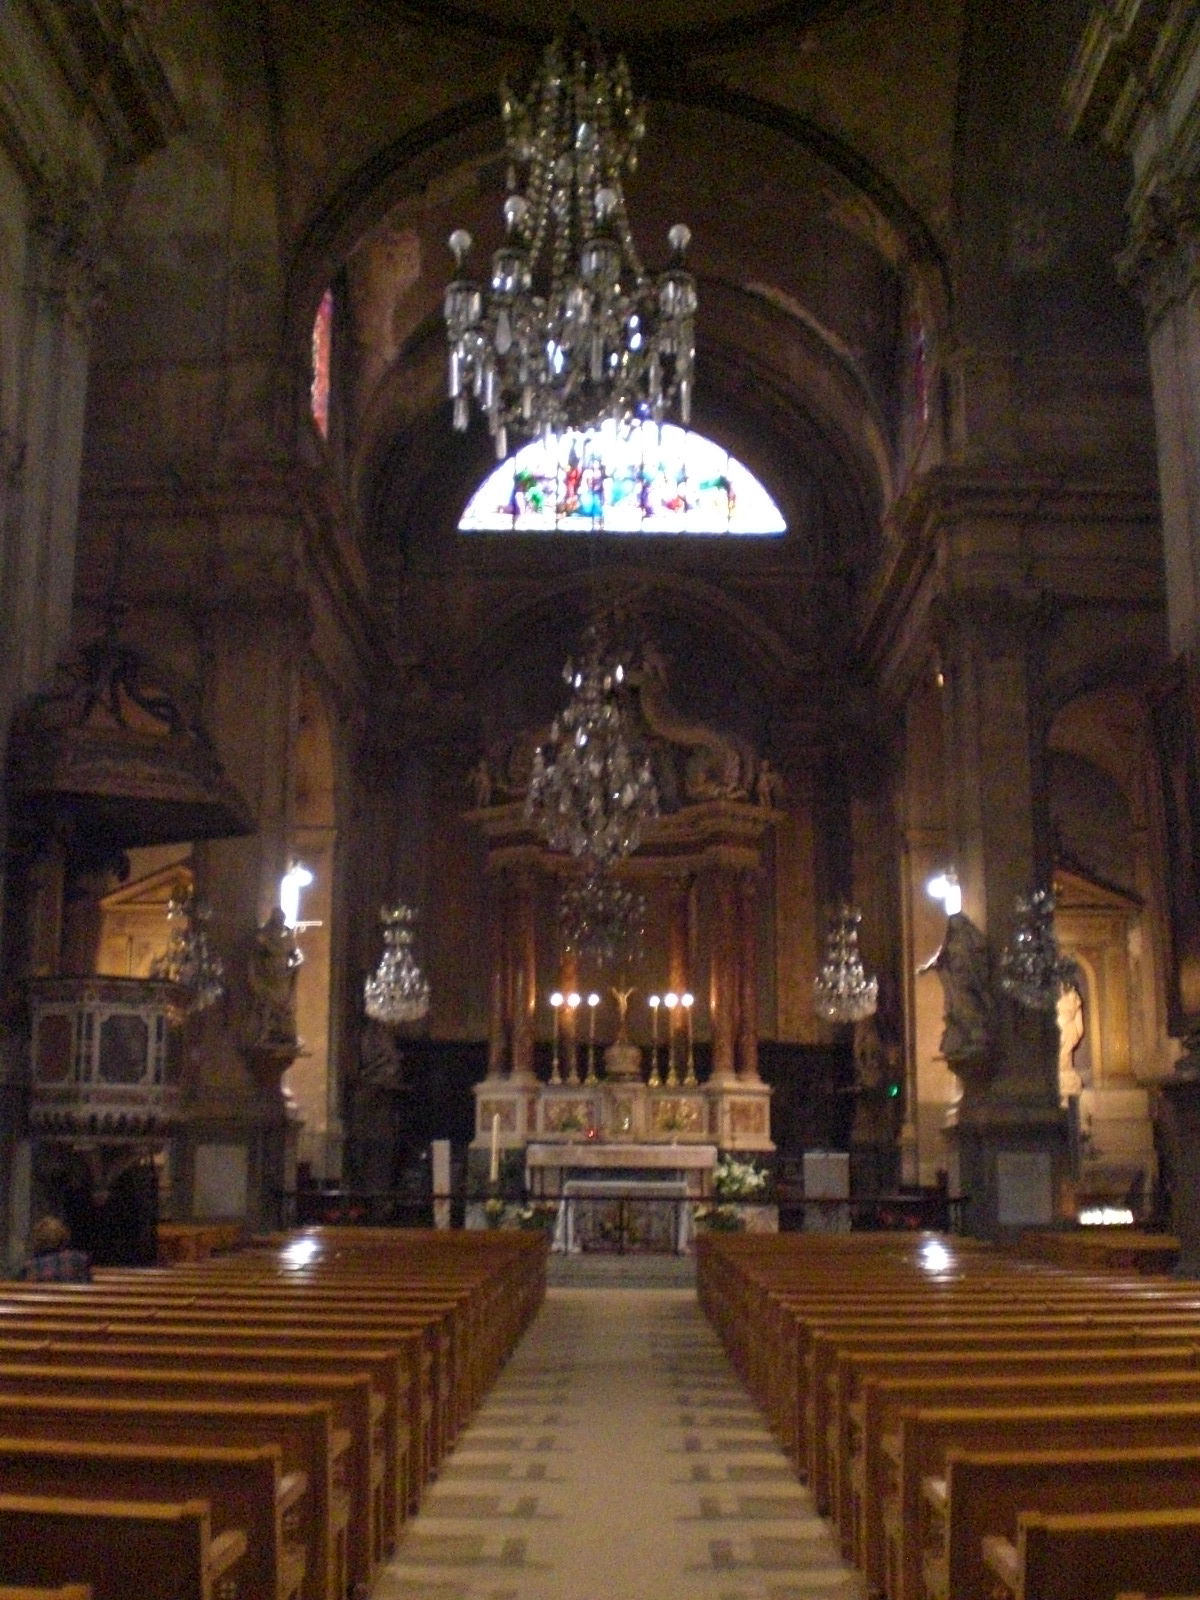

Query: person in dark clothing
[17,1215,92,1282]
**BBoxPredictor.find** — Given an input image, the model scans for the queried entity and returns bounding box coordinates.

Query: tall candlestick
[550,991,564,1083]
[682,991,696,1085]
[586,992,600,1083]
[664,992,679,1086]
[488,1111,500,1185]
[567,992,581,1084]
[648,995,662,1087]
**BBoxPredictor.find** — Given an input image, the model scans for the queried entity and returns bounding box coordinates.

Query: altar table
[551,1177,694,1255]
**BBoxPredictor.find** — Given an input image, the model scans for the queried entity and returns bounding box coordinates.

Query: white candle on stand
[488,1112,500,1184]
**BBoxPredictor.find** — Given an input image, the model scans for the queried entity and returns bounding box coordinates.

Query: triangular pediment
[1053,860,1142,912]
[100,862,193,912]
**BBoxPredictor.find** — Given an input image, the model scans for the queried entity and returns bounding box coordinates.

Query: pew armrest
[208,1526,247,1582]
[278,1470,307,1515]
[922,1474,948,1513]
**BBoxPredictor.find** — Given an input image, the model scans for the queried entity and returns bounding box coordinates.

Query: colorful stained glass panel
[457,421,786,536]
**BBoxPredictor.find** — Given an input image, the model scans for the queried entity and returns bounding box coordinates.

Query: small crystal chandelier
[999,888,1080,1011]
[443,24,697,458]
[364,904,431,1024]
[150,890,225,1013]
[526,623,659,867]
[813,903,879,1023]
[559,871,647,970]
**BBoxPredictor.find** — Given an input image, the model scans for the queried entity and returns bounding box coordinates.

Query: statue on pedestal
[605,985,643,1080]
[920,911,995,1071]
[247,907,302,1052]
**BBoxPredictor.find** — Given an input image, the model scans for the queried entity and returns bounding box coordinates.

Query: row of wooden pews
[697,1230,1200,1600]
[0,1225,546,1600]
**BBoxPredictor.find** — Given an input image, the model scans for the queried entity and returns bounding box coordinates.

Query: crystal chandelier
[526,623,659,867]
[364,904,431,1024]
[443,26,697,458]
[559,871,646,970]
[999,889,1080,1011]
[813,903,879,1023]
[149,890,225,1013]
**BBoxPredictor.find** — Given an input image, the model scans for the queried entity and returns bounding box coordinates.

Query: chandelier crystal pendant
[999,888,1080,1011]
[150,890,225,1013]
[364,904,431,1024]
[444,28,697,458]
[812,903,879,1024]
[559,871,647,970]
[526,624,659,868]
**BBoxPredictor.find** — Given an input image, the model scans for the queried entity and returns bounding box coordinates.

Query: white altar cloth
[552,1178,693,1254]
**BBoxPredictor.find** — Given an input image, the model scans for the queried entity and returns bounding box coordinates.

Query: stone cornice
[1063,0,1187,150]
[1118,171,1200,324]
[24,0,182,163]
[858,464,1162,702]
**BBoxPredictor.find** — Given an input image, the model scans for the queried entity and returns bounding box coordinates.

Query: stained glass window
[457,421,786,536]
[311,287,333,440]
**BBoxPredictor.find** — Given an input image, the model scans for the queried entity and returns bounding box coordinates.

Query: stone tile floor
[374,1288,866,1600]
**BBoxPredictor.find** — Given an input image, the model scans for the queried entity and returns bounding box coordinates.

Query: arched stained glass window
[457,421,786,536]
[310,287,333,440]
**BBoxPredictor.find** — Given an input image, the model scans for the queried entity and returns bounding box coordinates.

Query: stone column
[708,868,739,1084]
[485,873,509,1079]
[1118,180,1200,661]
[509,867,537,1082]
[935,588,1067,1235]
[737,870,761,1082]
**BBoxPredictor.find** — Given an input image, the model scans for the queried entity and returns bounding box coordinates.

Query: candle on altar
[488,1112,500,1185]
[664,992,678,1084]
[648,995,661,1086]
[586,992,600,1081]
[550,991,564,1082]
[682,991,695,1084]
[566,992,581,1083]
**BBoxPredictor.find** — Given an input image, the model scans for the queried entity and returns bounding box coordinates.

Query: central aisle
[376,1288,866,1600]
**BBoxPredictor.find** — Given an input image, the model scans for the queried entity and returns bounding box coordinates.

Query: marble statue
[248,907,302,1050]
[920,911,994,1064]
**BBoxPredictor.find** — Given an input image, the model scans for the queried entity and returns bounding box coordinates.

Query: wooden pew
[0,1361,372,1600]
[923,1445,1200,1600]
[856,1364,1200,1587]
[0,1587,92,1599]
[983,1506,1200,1600]
[0,1393,338,1600]
[0,1493,244,1600]
[886,1402,1200,1600]
[826,1335,1200,1531]
[0,1331,406,1559]
[0,1438,305,1600]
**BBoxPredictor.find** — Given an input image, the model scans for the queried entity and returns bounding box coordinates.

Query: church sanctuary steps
[0,1493,245,1600]
[922,1446,1200,1600]
[982,1507,1200,1600]
[0,1438,306,1600]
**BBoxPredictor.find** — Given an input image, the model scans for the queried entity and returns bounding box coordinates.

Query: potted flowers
[483,1196,507,1229]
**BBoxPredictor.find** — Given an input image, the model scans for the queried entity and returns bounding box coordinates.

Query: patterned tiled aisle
[376,1288,867,1600]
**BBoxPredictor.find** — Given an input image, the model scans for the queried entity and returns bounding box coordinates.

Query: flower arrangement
[516,1202,556,1232]
[712,1155,768,1201]
[694,1203,745,1232]
[483,1196,507,1228]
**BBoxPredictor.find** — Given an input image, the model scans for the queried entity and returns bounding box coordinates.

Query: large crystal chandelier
[150,890,225,1013]
[559,871,647,970]
[813,904,879,1024]
[999,888,1080,1011]
[443,26,697,458]
[364,904,431,1024]
[526,624,659,867]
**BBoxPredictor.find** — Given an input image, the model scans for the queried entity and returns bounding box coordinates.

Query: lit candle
[567,991,581,1083]
[488,1111,500,1185]
[649,995,661,1085]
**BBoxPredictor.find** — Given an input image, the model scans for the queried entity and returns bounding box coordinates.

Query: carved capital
[1118,173,1200,327]
[30,172,112,327]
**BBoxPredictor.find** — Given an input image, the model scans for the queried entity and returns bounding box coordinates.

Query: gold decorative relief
[479,1099,518,1132]
[652,1096,704,1134]
[729,1100,767,1135]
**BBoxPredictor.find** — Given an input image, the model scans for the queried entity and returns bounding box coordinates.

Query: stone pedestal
[944,1096,1068,1239]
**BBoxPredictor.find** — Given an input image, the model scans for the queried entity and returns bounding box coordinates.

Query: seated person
[17,1215,92,1282]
